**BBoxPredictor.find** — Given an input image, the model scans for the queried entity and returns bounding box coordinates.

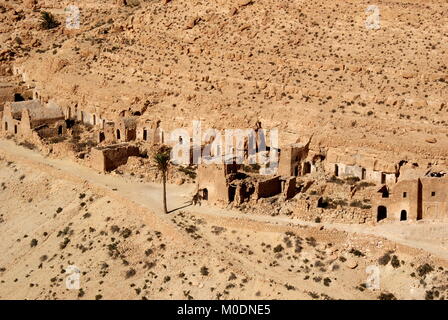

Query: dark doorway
[93,115,96,126]
[143,129,147,141]
[377,206,387,222]
[228,185,236,203]
[14,125,17,134]
[4,122,8,131]
[381,173,386,184]
[99,132,105,142]
[400,210,407,221]
[303,162,311,175]
[294,165,299,176]
[14,93,25,102]
[362,168,366,180]
[58,126,63,136]
[116,129,121,140]
[202,189,208,201]
[334,164,339,177]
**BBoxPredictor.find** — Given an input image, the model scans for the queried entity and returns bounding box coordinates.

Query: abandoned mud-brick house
[95,116,138,144]
[1,100,66,139]
[373,176,448,223]
[2,100,41,135]
[136,119,165,145]
[278,141,313,177]
[21,103,66,139]
[90,143,140,172]
[197,161,241,204]
[198,156,296,205]
[0,83,34,106]
[325,148,397,185]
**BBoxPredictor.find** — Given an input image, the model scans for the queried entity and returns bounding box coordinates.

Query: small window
[403,192,407,198]
[431,192,436,197]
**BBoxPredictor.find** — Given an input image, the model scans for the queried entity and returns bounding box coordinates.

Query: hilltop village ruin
[1,63,446,225]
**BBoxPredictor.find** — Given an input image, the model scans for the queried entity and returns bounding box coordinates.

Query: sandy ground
[0,139,447,300]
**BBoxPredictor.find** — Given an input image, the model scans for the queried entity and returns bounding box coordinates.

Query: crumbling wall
[197,164,230,204]
[421,177,448,220]
[255,176,281,199]
[90,144,140,172]
[282,176,296,200]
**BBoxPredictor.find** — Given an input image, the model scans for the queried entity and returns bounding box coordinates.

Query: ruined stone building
[90,144,140,172]
[1,100,66,139]
[325,148,397,185]
[373,176,448,222]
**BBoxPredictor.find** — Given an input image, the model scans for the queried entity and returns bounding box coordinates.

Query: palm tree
[153,146,171,214]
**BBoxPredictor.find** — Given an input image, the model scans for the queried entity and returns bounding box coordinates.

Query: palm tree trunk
[162,170,168,214]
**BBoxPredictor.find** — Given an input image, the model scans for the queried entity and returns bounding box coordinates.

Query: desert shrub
[349,200,363,208]
[417,263,434,277]
[59,238,70,249]
[357,181,376,189]
[378,292,397,300]
[285,284,296,290]
[40,11,60,30]
[200,266,209,276]
[125,268,136,279]
[120,228,132,238]
[19,141,36,150]
[47,136,66,144]
[378,251,392,265]
[327,176,344,185]
[345,176,360,185]
[349,248,365,257]
[391,255,401,268]
[30,239,38,247]
[273,244,284,253]
[178,166,197,179]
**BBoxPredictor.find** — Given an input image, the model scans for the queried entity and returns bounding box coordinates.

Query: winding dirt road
[0,139,447,260]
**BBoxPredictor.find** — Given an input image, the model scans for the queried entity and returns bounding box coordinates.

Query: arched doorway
[377,206,387,222]
[58,126,63,136]
[202,189,208,201]
[334,164,339,177]
[143,129,147,141]
[303,162,311,175]
[4,122,8,131]
[14,125,17,134]
[294,165,299,176]
[400,210,407,221]
[116,129,121,140]
[14,93,25,102]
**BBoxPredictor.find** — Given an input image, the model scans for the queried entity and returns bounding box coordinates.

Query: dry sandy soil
[0,140,447,300]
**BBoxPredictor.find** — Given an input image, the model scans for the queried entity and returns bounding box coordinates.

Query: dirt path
[0,139,447,260]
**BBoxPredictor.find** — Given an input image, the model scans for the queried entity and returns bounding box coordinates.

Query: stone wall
[90,144,140,172]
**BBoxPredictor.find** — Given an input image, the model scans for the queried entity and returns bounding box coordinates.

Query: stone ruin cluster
[1,64,447,225]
